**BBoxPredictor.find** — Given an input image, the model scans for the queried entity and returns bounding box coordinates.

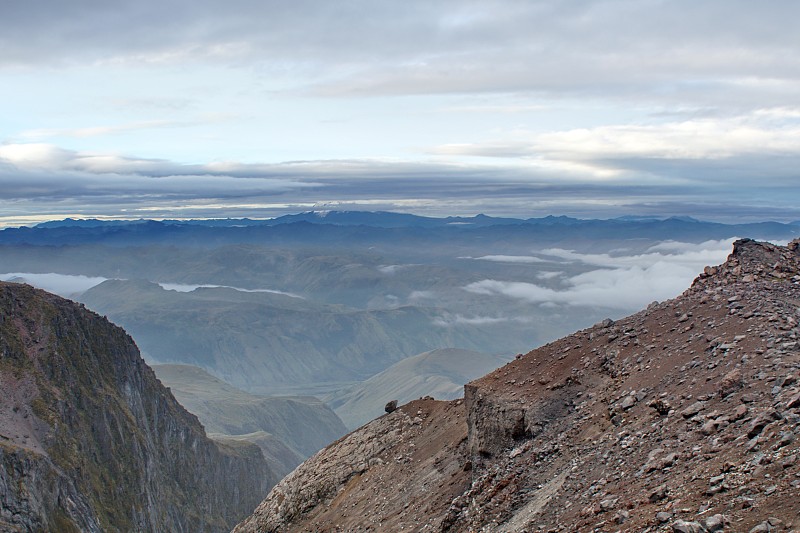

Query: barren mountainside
[0,282,275,532]
[235,238,800,532]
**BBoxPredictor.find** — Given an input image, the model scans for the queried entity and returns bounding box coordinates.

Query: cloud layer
[465,239,735,311]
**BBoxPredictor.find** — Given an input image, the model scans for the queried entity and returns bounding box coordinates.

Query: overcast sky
[1,0,799,226]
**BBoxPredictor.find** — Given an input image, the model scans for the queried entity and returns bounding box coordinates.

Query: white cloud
[464,239,735,311]
[536,271,562,280]
[408,290,435,301]
[540,238,735,269]
[471,255,546,264]
[158,282,303,298]
[433,314,522,327]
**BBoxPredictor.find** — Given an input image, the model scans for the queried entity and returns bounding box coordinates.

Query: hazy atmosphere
[2,0,799,226]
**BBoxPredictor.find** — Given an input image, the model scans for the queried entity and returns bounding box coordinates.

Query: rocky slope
[152,363,347,477]
[0,282,275,532]
[235,238,800,532]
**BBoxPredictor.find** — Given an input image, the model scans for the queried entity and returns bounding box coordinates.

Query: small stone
[778,431,795,448]
[650,398,672,415]
[704,514,726,532]
[701,419,720,436]
[620,395,637,410]
[732,404,749,421]
[672,520,705,533]
[657,511,673,523]
[599,497,618,512]
[384,400,398,413]
[719,368,743,396]
[649,484,668,503]
[787,392,800,409]
[682,401,706,418]
[750,521,775,533]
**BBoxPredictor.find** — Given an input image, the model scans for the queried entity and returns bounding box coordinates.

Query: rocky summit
[0,282,275,532]
[235,238,800,532]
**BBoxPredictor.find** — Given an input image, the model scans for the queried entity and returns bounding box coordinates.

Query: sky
[1,0,799,226]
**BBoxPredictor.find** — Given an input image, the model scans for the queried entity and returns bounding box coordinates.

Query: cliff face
[0,282,275,532]
[235,239,800,532]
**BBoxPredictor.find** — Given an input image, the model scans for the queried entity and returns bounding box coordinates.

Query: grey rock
[682,401,706,418]
[747,410,782,438]
[672,520,705,533]
[620,395,637,410]
[599,497,618,512]
[704,514,726,532]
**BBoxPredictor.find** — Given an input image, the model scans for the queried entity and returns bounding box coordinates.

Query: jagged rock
[385,400,398,413]
[747,410,782,438]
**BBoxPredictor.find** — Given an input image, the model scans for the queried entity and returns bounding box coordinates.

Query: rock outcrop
[235,238,800,532]
[0,282,275,532]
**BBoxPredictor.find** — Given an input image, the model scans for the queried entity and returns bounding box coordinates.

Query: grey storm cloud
[2,1,799,105]
[1,142,797,225]
[1,1,799,224]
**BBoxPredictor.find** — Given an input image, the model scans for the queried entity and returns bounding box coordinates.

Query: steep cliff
[0,282,275,532]
[235,239,800,532]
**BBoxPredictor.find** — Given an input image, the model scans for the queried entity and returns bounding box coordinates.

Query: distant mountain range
[0,211,795,249]
[29,210,800,230]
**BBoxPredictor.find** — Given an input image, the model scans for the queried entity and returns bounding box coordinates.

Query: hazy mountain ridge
[3,212,796,403]
[79,278,521,394]
[2,212,797,249]
[0,282,274,532]
[327,348,510,429]
[235,238,800,532]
